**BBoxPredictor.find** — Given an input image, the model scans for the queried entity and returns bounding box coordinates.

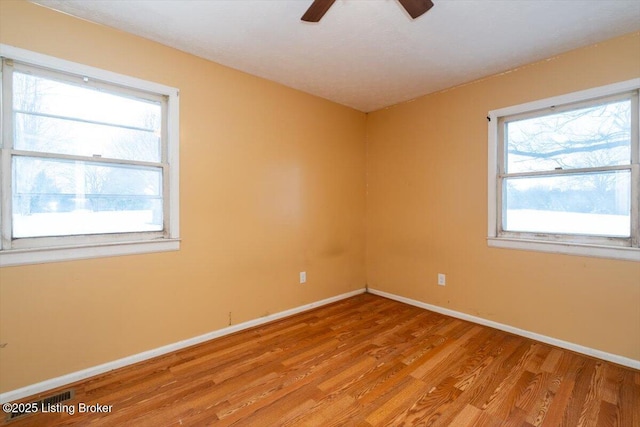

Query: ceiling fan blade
[301,0,336,22]
[397,0,434,19]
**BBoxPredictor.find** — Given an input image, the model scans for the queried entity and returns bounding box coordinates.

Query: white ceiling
[33,0,640,112]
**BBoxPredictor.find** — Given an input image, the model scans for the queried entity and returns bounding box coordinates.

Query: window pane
[13,72,161,161]
[503,171,630,237]
[14,112,161,162]
[506,100,631,173]
[13,157,163,238]
[14,72,161,129]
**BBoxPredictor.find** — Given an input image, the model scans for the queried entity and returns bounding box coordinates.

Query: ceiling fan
[301,0,434,22]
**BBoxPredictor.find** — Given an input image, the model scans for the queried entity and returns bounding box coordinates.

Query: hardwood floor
[4,293,639,426]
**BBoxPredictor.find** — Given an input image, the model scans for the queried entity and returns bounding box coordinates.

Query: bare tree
[506,100,631,215]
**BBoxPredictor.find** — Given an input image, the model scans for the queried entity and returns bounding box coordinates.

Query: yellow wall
[367,32,640,361]
[0,1,366,392]
[1,0,639,395]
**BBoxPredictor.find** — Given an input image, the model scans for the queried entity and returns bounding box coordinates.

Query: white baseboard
[0,288,366,404]
[368,288,640,370]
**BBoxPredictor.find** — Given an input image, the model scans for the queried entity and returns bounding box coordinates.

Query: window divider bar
[500,164,632,179]
[10,150,166,169]
[14,109,159,134]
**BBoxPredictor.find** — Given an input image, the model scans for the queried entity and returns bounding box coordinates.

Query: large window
[0,45,180,266]
[488,79,639,261]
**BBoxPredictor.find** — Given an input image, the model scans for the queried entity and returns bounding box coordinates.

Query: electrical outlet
[300,272,307,284]
[437,273,446,286]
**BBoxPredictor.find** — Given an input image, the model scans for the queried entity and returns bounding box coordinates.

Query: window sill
[0,239,180,267]
[487,237,639,262]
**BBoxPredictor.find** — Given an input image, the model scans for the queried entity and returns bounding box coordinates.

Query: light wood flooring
[4,293,640,426]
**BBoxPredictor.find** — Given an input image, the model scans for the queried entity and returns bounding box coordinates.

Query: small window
[0,45,180,266]
[488,79,640,261]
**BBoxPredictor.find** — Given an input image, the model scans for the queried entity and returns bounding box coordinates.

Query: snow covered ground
[13,210,161,238]
[505,209,629,237]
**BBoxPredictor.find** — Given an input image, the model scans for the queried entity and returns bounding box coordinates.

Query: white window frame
[487,78,640,262]
[0,45,180,266]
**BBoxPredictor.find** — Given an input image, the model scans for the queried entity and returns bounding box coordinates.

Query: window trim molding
[0,44,180,267]
[487,78,640,262]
